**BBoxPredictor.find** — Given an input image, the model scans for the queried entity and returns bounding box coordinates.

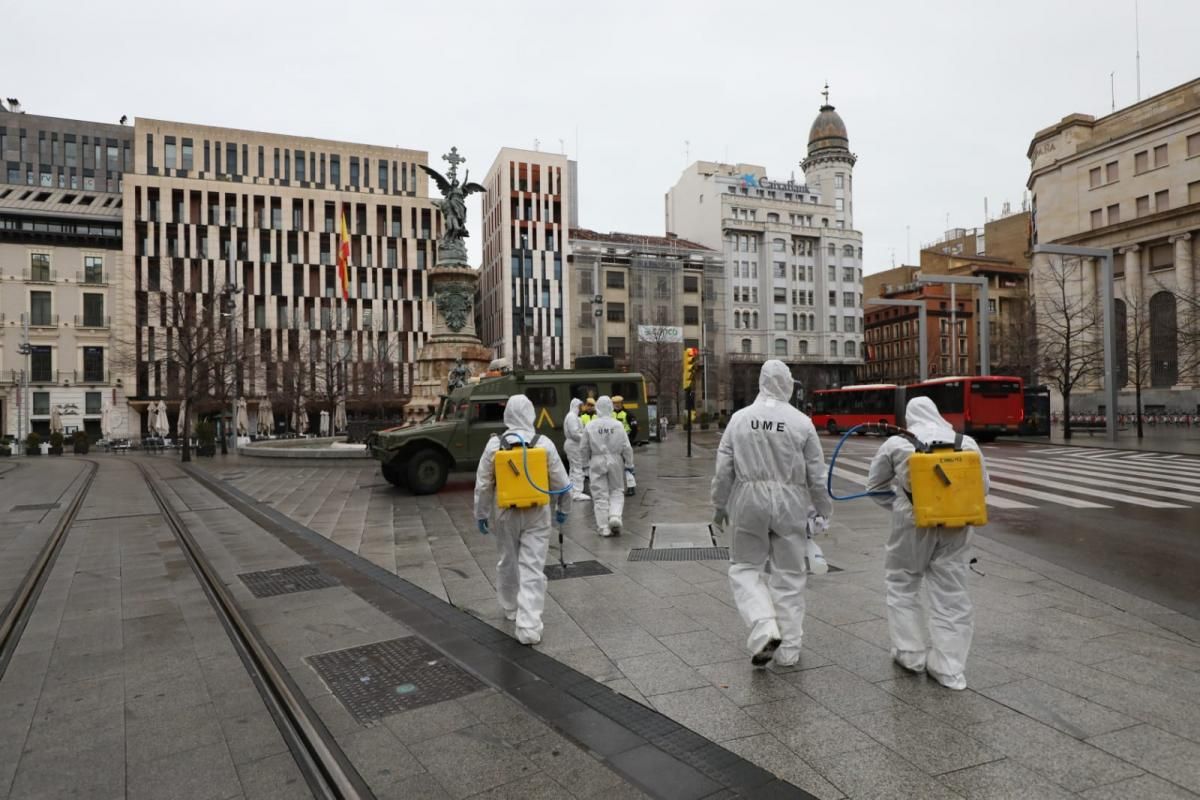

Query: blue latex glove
[477,519,490,535]
[555,510,568,525]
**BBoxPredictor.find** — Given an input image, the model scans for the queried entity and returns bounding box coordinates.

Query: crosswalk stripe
[1030,455,1200,481]
[829,465,1036,509]
[983,468,1185,508]
[995,454,1200,489]
[987,458,1200,504]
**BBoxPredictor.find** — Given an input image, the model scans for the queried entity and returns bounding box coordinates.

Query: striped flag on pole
[337,211,351,301]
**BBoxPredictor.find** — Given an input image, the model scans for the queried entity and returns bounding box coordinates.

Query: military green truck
[367,368,649,494]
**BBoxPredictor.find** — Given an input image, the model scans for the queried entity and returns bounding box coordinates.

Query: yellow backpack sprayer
[826,423,987,529]
[492,432,576,570]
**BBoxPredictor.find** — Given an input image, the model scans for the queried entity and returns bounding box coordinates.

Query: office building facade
[124,118,440,434]
[0,109,131,440]
[664,101,864,407]
[479,148,573,369]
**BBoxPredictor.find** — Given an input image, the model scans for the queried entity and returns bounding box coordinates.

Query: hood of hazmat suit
[864,395,989,688]
[473,393,571,639]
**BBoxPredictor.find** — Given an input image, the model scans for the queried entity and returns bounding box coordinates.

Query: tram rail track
[131,460,372,799]
[0,460,98,680]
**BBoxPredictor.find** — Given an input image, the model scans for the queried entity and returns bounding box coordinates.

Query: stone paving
[209,433,1200,800]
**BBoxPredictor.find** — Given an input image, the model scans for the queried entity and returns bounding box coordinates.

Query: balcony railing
[23,268,56,283]
[29,314,59,328]
[75,315,111,329]
[74,370,110,385]
[77,270,108,285]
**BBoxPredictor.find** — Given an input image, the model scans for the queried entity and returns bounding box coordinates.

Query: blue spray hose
[508,432,573,496]
[827,423,900,501]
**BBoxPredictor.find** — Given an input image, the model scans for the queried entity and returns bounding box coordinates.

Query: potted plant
[195,420,216,457]
[25,431,42,456]
[49,432,65,455]
[72,431,90,455]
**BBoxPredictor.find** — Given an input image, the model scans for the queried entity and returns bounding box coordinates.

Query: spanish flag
[337,211,351,301]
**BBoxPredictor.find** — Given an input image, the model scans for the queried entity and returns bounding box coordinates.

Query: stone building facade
[664,100,863,408]
[1028,77,1200,413]
[0,109,131,440]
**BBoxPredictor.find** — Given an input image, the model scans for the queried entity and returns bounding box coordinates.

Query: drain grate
[628,547,730,562]
[238,564,339,598]
[544,559,613,580]
[307,636,482,724]
[11,503,61,512]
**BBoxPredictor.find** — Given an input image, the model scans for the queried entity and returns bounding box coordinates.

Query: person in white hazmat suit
[563,398,591,501]
[866,396,989,690]
[580,396,634,537]
[473,395,572,645]
[711,360,832,667]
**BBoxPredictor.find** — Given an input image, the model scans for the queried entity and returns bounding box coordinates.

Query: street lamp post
[916,274,991,376]
[1032,244,1117,443]
[867,298,928,381]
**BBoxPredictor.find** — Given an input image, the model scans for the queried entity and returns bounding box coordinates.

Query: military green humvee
[367,369,649,494]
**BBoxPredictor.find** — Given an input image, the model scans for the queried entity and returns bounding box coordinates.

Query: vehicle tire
[382,460,406,487]
[826,419,838,435]
[406,448,449,495]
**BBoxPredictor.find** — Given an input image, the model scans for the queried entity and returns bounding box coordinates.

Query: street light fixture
[1031,244,1118,442]
[867,298,928,381]
[916,274,991,377]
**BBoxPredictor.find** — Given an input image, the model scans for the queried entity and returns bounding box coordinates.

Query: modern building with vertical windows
[124,118,441,435]
[1027,77,1200,413]
[665,100,864,407]
[0,107,131,440]
[479,148,574,369]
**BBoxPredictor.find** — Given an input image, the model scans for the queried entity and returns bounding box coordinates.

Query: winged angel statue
[418,147,485,265]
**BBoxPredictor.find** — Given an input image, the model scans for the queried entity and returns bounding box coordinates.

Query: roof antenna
[684,139,690,164]
[1135,0,1142,100]
[1110,71,1116,111]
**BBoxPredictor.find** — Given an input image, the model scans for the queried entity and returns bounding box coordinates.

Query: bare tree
[275,354,313,435]
[1033,256,1102,439]
[632,325,683,419]
[309,331,350,431]
[1122,287,1153,438]
[993,284,1038,383]
[361,333,407,419]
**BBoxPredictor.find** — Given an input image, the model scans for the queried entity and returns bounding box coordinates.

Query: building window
[1090,209,1103,229]
[31,346,52,382]
[607,302,625,322]
[773,287,787,303]
[1153,143,1167,168]
[30,252,51,281]
[350,156,360,187]
[741,338,752,353]
[1150,291,1177,387]
[1089,166,1101,188]
[85,391,101,415]
[834,174,844,189]
[1134,150,1148,173]
[606,271,625,289]
[683,274,699,293]
[774,261,787,278]
[1106,161,1118,182]
[843,291,855,307]
[772,238,785,252]
[1155,189,1168,212]
[775,338,788,356]
[607,337,626,358]
[1136,195,1150,217]
[829,290,837,307]
[33,391,50,415]
[843,267,854,282]
[1191,180,1200,205]
[164,136,176,169]
[835,198,844,211]
[30,291,52,325]
[83,294,105,327]
[1107,203,1120,224]
[774,313,787,330]
[83,347,104,382]
[82,255,103,284]
[377,159,387,190]
[1149,243,1173,272]
[330,155,340,185]
[684,305,699,325]
[226,142,237,175]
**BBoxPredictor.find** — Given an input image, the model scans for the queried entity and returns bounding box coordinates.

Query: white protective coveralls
[580,396,634,535]
[473,395,571,644]
[563,399,590,501]
[866,397,989,690]
[712,360,832,666]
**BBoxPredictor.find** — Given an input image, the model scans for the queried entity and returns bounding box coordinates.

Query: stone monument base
[406,335,492,422]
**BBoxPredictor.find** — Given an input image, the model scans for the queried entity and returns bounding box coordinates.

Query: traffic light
[682,347,699,389]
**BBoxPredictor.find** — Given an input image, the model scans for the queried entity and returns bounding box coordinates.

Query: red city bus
[904,376,1024,440]
[810,384,903,434]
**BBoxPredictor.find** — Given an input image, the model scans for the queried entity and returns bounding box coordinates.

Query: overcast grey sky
[6,0,1196,273]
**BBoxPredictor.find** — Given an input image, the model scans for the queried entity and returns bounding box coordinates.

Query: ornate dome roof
[808,104,849,156]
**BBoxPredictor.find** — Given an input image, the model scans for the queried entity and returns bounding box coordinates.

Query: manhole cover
[544,559,613,580]
[628,547,730,562]
[238,565,339,598]
[307,636,482,724]
[11,503,60,512]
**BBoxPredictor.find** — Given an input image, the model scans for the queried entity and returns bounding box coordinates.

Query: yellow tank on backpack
[909,448,987,528]
[495,445,550,509]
